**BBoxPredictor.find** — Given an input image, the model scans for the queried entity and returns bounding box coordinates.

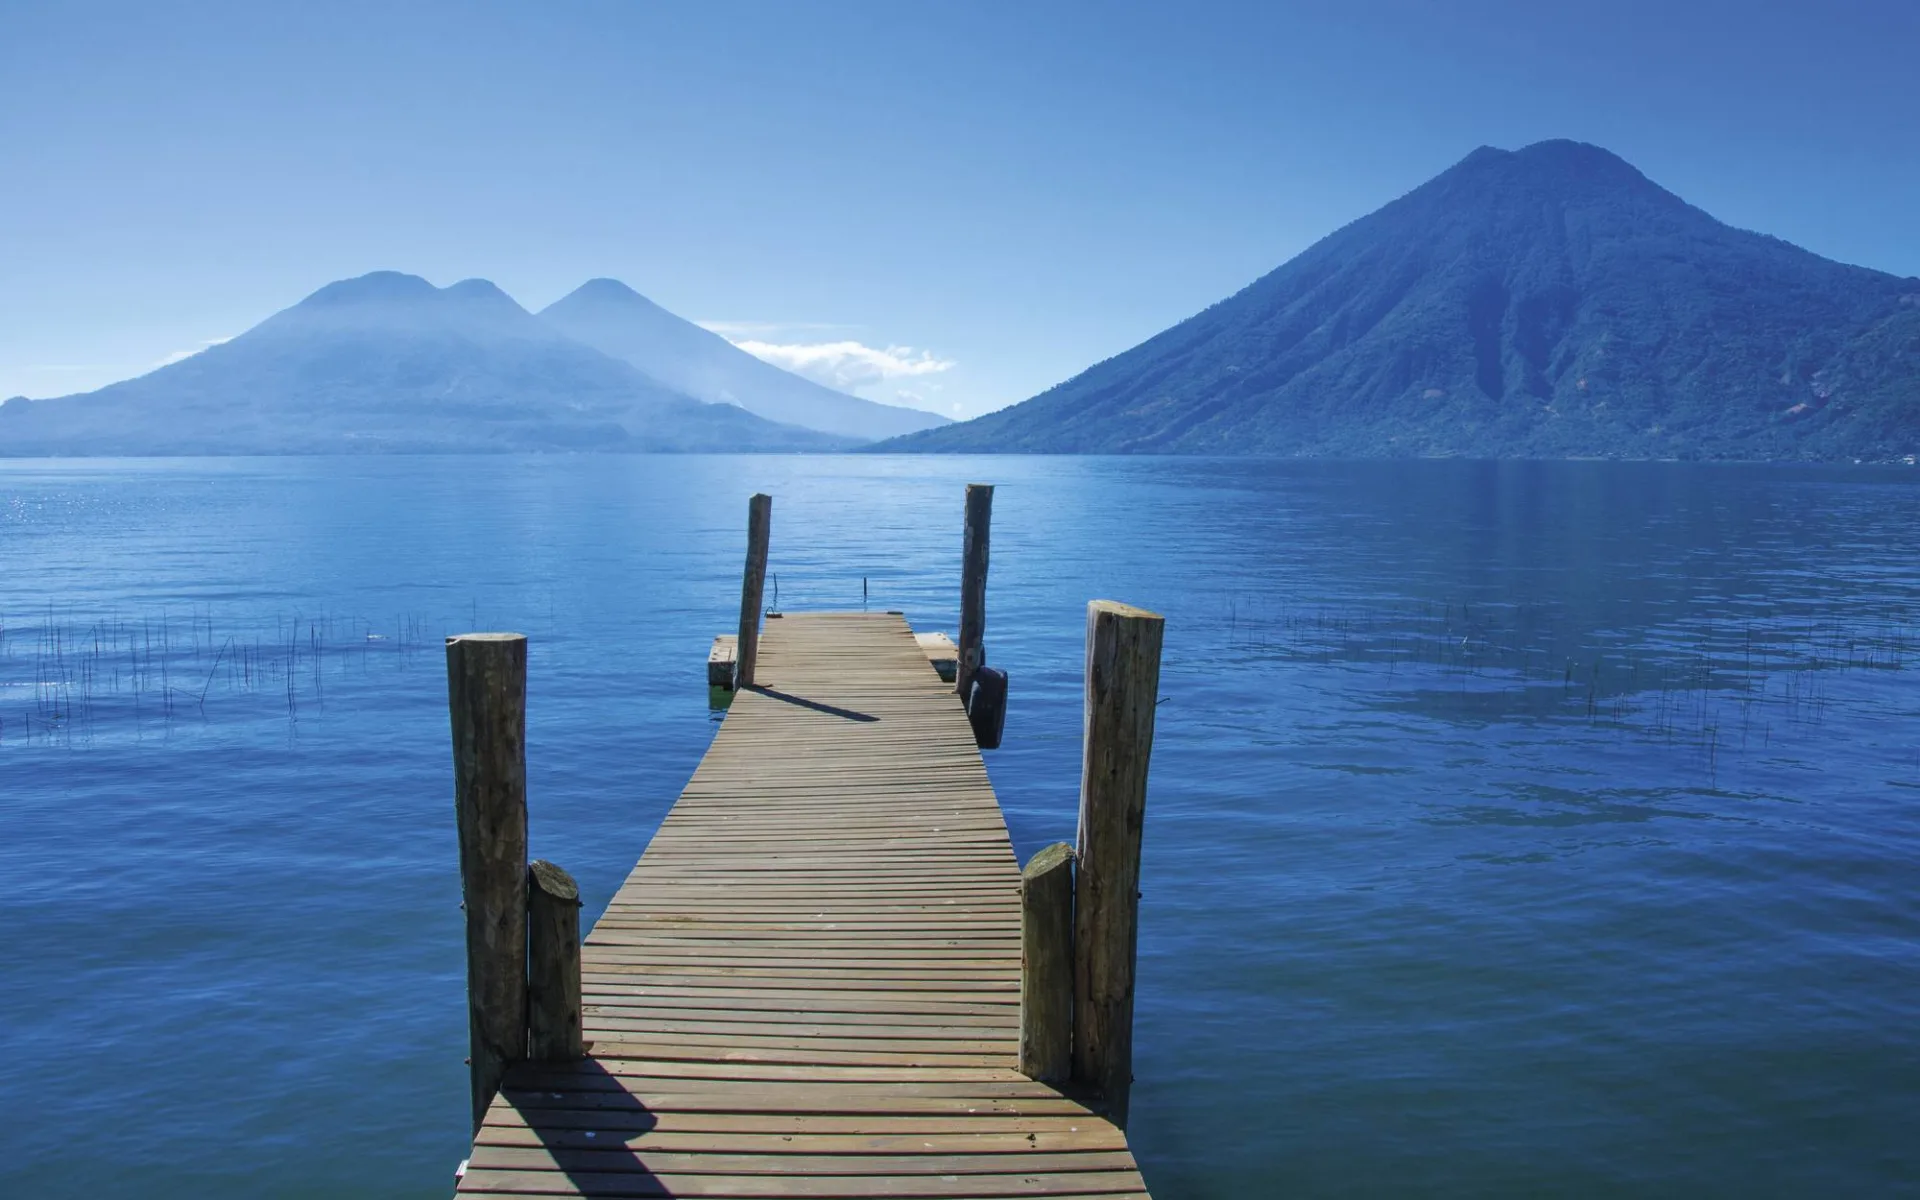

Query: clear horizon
[4,0,1918,414]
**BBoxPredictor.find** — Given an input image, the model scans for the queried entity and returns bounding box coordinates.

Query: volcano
[885,140,1920,460]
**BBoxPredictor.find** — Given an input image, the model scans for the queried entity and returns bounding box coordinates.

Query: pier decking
[455,612,1151,1198]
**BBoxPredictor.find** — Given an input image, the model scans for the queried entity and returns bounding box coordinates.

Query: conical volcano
[539,279,948,441]
[886,140,1920,460]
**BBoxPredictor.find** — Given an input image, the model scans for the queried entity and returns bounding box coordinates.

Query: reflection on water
[2,455,1916,1197]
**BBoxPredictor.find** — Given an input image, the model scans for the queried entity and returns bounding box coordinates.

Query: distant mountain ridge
[884,140,1920,460]
[0,272,932,454]
[540,279,947,441]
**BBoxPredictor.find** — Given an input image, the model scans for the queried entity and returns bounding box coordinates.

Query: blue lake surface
[3,454,1917,1197]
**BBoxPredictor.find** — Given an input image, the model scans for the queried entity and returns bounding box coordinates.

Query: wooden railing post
[957,483,992,698]
[1019,842,1075,1083]
[736,493,773,688]
[528,859,585,1061]
[1073,601,1164,1129]
[446,632,529,1133]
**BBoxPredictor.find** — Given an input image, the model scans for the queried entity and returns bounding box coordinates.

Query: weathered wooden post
[527,859,585,1061]
[956,483,992,698]
[446,632,529,1133]
[1019,842,1075,1083]
[735,493,772,688]
[1073,600,1164,1129]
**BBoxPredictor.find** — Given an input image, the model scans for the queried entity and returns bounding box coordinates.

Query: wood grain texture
[913,631,958,683]
[1073,601,1164,1131]
[1019,842,1075,1084]
[956,483,992,699]
[529,859,585,1062]
[457,612,1149,1197]
[734,493,772,688]
[448,632,529,1134]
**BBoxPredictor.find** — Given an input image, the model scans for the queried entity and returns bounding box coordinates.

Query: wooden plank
[467,1144,1140,1175]
[915,631,958,682]
[476,1126,1128,1154]
[458,612,1148,1197]
[583,994,1016,1018]
[498,1087,1076,1116]
[481,1108,1124,1136]
[458,1170,1148,1198]
[537,1059,1037,1083]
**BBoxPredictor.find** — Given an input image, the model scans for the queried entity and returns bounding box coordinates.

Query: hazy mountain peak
[257,271,548,343]
[291,272,531,320]
[1493,138,1629,167]
[0,269,844,455]
[566,277,653,304]
[1436,139,1670,205]
[539,280,948,441]
[885,141,1919,461]
[443,277,519,304]
[550,278,682,324]
[298,270,438,308]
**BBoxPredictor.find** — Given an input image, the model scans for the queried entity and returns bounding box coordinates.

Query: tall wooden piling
[957,483,993,698]
[527,859,585,1062]
[446,632,529,1133]
[1073,600,1164,1129]
[1018,842,1075,1084]
[735,493,773,688]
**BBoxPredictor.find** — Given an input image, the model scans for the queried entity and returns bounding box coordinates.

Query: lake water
[3,454,1917,1198]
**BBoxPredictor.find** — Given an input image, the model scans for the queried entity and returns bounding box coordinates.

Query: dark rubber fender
[966,666,1008,750]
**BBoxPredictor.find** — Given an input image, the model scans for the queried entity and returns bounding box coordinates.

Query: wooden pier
[449,491,1161,1198]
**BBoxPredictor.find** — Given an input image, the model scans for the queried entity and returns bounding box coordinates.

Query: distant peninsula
[882,140,1920,461]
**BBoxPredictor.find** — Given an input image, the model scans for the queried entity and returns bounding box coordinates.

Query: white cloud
[152,336,232,369]
[888,388,954,416]
[733,339,955,394]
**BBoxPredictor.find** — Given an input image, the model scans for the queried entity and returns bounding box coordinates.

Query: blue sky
[3,0,1917,415]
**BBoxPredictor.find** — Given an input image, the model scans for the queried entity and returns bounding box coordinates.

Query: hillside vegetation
[886,141,1920,460]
